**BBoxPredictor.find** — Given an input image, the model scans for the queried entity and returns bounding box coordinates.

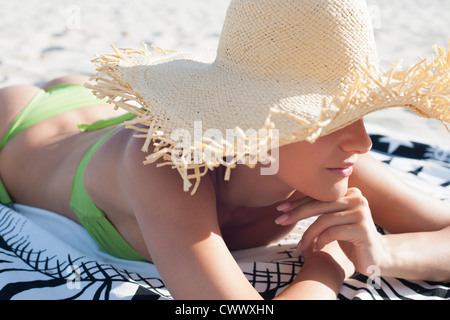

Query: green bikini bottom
[0,84,147,262]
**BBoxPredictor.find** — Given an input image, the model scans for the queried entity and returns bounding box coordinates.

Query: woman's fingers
[276,196,314,213]
[275,196,351,226]
[314,224,363,251]
[298,210,361,250]
[290,188,372,251]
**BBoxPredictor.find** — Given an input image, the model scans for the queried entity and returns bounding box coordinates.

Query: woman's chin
[317,181,349,202]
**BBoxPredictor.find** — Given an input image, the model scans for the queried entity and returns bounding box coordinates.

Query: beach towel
[0,134,449,300]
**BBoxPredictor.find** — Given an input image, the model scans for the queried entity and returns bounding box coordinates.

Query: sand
[0,0,449,147]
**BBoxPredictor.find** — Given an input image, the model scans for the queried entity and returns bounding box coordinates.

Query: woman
[1,0,449,299]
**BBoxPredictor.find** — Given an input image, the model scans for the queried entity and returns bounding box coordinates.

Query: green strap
[70,127,147,262]
[78,112,137,132]
[0,84,106,151]
[70,129,115,220]
[0,89,43,151]
[0,179,12,205]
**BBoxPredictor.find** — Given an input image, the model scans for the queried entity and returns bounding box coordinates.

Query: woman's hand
[275,188,388,277]
[303,240,356,279]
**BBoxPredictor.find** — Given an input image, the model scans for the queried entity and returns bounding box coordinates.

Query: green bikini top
[71,114,147,262]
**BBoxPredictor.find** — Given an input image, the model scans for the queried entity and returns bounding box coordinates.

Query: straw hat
[88,0,450,194]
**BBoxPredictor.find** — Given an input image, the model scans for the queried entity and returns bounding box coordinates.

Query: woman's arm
[124,156,259,299]
[276,252,345,300]
[381,227,450,282]
[350,154,450,233]
[276,241,355,300]
[351,154,450,281]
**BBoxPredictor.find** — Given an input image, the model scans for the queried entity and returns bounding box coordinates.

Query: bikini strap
[78,112,137,132]
[0,179,12,206]
[70,127,147,261]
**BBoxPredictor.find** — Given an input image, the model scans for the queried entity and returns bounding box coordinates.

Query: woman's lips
[327,165,354,177]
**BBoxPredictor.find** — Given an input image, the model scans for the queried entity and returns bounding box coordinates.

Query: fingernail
[275,214,289,225]
[276,203,291,212]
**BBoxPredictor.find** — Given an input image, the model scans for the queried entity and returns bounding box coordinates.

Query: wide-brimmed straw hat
[88,0,449,194]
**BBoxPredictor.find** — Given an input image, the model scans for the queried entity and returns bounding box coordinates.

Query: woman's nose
[340,119,373,154]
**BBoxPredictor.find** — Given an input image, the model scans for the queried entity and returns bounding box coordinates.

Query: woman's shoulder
[119,133,218,213]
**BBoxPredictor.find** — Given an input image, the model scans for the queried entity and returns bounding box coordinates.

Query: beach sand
[0,0,449,146]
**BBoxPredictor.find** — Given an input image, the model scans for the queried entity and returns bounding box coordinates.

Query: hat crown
[215,0,378,87]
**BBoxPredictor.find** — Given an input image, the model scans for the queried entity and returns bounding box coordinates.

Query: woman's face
[275,120,373,202]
